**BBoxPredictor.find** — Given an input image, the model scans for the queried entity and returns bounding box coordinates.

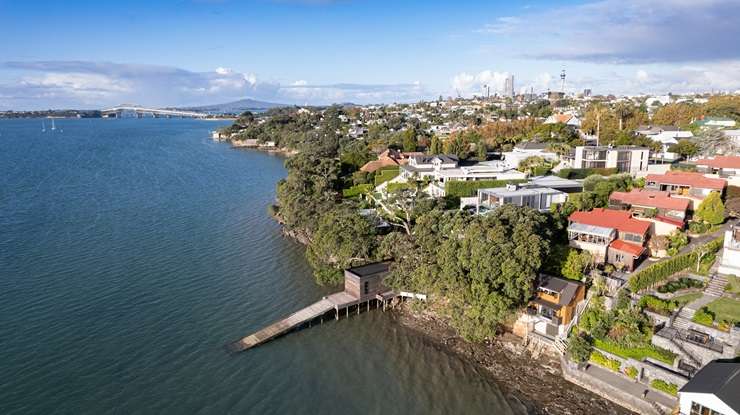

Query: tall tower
[560,69,566,94]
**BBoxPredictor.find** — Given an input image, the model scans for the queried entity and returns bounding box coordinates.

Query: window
[363,281,369,295]
[690,402,725,415]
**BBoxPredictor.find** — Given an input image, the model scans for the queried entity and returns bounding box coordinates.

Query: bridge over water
[101,105,208,119]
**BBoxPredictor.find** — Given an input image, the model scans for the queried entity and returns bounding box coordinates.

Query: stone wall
[560,357,665,415]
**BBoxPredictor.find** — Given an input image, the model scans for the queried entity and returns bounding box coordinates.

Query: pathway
[582,363,677,411]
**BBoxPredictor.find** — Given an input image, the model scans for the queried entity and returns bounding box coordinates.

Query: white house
[571,145,650,174]
[502,142,559,169]
[678,361,739,415]
[476,184,566,213]
[636,125,694,161]
[718,225,740,276]
[435,160,527,183]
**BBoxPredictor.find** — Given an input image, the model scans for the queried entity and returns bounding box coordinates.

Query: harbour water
[0,118,522,414]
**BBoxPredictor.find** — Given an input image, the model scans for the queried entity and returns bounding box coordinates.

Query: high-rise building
[503,75,515,97]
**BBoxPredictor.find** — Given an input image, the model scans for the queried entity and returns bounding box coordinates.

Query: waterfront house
[434,160,527,183]
[476,184,566,213]
[677,360,739,415]
[526,275,586,338]
[344,262,391,302]
[645,171,727,209]
[571,145,650,174]
[609,189,690,235]
[399,154,458,180]
[568,208,651,270]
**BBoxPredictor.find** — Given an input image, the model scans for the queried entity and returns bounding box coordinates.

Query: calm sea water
[0,118,521,414]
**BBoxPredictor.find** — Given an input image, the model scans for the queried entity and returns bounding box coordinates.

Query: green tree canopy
[694,191,725,225]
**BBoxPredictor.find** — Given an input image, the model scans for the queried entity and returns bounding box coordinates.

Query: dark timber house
[344,262,391,301]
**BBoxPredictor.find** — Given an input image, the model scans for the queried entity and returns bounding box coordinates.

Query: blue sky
[1,0,739,109]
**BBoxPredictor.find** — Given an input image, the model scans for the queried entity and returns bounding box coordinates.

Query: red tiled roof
[609,189,690,211]
[694,156,740,169]
[655,215,685,228]
[569,208,651,235]
[609,239,645,257]
[645,171,727,190]
[360,157,399,172]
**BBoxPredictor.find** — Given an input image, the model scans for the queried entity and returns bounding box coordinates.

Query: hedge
[624,366,638,379]
[342,183,373,198]
[374,167,400,186]
[590,351,622,372]
[445,179,527,198]
[594,338,676,365]
[650,379,678,396]
[629,236,724,292]
[557,168,618,180]
[638,295,678,316]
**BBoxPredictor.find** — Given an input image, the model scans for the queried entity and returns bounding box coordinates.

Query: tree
[401,128,418,152]
[306,208,377,285]
[652,103,702,126]
[443,133,470,159]
[669,139,699,159]
[567,333,593,364]
[561,249,592,281]
[696,128,739,156]
[694,191,725,225]
[476,142,488,161]
[429,135,443,154]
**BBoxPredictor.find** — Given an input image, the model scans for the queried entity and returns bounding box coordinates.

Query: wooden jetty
[229,262,403,352]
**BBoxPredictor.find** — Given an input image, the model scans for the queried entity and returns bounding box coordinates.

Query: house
[360,149,403,173]
[693,155,740,179]
[695,116,737,129]
[526,275,586,338]
[609,189,691,235]
[476,184,566,213]
[636,125,693,161]
[645,171,727,209]
[678,360,739,415]
[344,262,391,302]
[571,145,650,174]
[568,208,651,270]
[434,160,527,183]
[526,175,583,193]
[544,113,582,128]
[399,154,458,180]
[718,225,740,276]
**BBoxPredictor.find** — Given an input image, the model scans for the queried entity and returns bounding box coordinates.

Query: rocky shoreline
[392,305,635,415]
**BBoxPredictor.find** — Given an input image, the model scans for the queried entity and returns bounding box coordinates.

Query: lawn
[673,292,702,306]
[705,298,740,324]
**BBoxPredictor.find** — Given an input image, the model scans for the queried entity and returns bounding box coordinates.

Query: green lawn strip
[725,275,740,295]
[593,338,676,365]
[672,292,702,306]
[705,298,740,324]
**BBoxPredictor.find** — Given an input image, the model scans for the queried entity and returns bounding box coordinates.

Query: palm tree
[614,102,631,131]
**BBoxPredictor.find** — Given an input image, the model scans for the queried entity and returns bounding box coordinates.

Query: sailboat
[41,120,46,132]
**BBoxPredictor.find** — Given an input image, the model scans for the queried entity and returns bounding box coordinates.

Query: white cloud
[451,70,511,96]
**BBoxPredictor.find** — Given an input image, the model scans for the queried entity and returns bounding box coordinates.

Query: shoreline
[392,305,635,415]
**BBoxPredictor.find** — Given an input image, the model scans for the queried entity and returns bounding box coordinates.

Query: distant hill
[177,98,287,114]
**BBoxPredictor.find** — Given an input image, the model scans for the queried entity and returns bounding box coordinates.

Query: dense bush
[650,379,678,396]
[638,295,678,316]
[625,366,638,379]
[444,179,527,198]
[657,277,704,293]
[567,333,594,363]
[628,237,724,292]
[557,167,618,180]
[593,338,676,365]
[590,351,622,372]
[688,221,710,234]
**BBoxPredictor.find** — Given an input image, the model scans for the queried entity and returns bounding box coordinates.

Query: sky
[1,0,740,109]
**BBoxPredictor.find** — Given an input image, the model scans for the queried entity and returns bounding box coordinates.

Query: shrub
[628,237,724,292]
[688,221,709,234]
[557,168,619,180]
[593,338,676,365]
[590,351,622,372]
[695,191,725,225]
[657,277,704,294]
[650,379,678,396]
[444,179,527,198]
[638,295,678,316]
[625,366,638,379]
[386,182,416,193]
[567,333,593,364]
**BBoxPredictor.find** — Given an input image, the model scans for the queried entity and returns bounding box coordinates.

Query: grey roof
[410,154,458,165]
[526,176,584,190]
[680,361,740,411]
[514,142,550,150]
[478,186,564,198]
[539,276,582,306]
[346,262,390,277]
[567,222,615,237]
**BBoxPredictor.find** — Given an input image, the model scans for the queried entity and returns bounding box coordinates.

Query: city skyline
[1,0,740,109]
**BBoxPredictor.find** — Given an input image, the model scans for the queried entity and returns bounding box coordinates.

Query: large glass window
[690,401,725,415]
